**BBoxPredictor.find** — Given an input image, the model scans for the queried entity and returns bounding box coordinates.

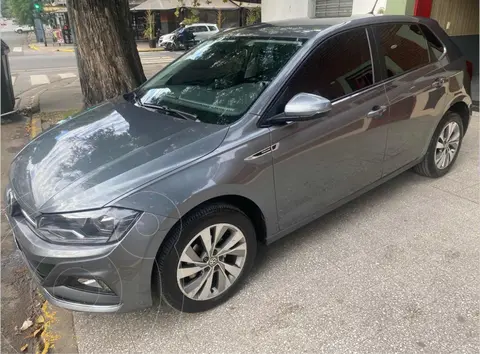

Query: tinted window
[208,26,217,31]
[138,37,304,125]
[282,28,374,102]
[194,26,208,32]
[419,24,444,61]
[376,24,430,78]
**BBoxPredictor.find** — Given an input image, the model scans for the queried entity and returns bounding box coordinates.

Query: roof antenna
[368,0,380,14]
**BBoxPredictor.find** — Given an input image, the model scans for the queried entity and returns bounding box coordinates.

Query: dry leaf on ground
[20,319,33,331]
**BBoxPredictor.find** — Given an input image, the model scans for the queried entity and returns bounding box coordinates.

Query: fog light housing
[68,277,115,294]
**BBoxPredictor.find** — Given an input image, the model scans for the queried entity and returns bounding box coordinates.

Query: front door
[268,28,390,230]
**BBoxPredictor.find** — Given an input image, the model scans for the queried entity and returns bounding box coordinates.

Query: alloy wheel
[434,121,461,170]
[176,223,247,301]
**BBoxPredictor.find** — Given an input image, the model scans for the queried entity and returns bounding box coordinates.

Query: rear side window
[208,26,217,31]
[195,26,209,32]
[284,28,374,102]
[375,24,430,78]
[419,24,445,61]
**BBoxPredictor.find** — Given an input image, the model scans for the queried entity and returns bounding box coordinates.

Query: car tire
[16,29,22,34]
[156,203,257,313]
[414,111,464,178]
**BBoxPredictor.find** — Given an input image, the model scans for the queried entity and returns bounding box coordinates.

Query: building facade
[262,0,478,74]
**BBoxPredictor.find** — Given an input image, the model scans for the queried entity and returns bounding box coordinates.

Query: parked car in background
[158,23,219,47]
[6,15,472,314]
[14,25,34,34]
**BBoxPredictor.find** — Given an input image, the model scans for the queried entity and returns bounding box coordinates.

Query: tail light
[466,60,473,80]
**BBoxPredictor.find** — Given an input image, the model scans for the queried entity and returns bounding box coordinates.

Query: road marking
[30,75,50,86]
[58,73,77,79]
[140,58,175,65]
[12,47,22,52]
[11,76,17,85]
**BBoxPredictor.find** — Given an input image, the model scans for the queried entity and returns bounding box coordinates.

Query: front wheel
[156,203,257,313]
[16,29,22,34]
[414,111,464,178]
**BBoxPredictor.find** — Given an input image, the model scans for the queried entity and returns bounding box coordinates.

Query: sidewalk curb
[30,115,42,139]
[138,48,164,52]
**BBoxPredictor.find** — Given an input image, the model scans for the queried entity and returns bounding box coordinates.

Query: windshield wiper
[143,103,198,121]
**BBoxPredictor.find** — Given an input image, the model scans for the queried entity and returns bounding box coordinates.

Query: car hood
[160,34,174,41]
[10,97,228,214]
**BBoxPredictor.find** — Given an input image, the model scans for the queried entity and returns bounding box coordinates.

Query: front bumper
[6,197,176,313]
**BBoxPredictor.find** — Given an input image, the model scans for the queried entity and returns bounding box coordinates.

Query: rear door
[373,23,449,176]
[268,27,390,229]
[192,25,210,41]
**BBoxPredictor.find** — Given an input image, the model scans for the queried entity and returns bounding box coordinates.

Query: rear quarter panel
[419,19,472,150]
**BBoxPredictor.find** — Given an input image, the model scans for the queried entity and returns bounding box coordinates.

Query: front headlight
[37,208,140,244]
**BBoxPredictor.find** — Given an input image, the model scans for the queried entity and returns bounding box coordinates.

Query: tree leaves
[5,0,34,26]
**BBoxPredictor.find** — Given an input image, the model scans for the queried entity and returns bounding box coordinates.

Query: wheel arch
[446,100,471,134]
[150,193,268,299]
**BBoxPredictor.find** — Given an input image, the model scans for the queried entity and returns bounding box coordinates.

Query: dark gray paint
[6,15,473,313]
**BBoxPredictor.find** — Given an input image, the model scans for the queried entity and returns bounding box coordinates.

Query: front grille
[20,208,36,227]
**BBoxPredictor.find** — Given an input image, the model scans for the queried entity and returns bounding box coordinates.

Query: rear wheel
[156,203,257,312]
[414,111,464,178]
[16,29,22,34]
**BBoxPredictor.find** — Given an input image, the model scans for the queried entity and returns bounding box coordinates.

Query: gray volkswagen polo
[6,15,473,313]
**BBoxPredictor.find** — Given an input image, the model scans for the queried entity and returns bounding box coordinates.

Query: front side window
[208,25,217,31]
[281,28,374,104]
[137,36,305,125]
[375,24,430,78]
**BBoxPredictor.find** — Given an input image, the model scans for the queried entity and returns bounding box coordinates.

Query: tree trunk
[66,0,146,106]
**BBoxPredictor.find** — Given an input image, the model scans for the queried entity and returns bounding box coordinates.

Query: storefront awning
[231,1,261,9]
[132,0,241,11]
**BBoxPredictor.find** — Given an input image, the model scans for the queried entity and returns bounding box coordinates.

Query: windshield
[136,36,305,125]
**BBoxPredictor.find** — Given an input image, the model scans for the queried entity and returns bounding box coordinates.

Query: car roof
[231,14,423,39]
[188,23,217,27]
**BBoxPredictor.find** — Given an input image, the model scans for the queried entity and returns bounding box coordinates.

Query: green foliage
[246,6,261,26]
[1,0,12,18]
[6,0,54,25]
[182,9,200,25]
[143,9,155,39]
[6,0,34,25]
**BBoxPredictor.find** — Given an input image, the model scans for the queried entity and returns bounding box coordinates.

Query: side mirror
[267,93,332,125]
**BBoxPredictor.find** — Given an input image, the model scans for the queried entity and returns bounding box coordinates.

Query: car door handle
[432,77,447,88]
[367,105,387,119]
